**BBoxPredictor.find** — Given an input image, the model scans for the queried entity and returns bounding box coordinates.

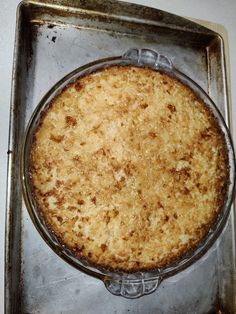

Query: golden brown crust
[30,65,229,272]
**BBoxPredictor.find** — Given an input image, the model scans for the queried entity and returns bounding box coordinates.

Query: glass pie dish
[21,48,235,299]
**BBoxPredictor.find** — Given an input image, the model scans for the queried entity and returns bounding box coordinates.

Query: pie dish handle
[103,275,162,299]
[123,48,173,70]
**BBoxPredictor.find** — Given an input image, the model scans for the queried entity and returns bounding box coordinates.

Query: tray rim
[19,0,221,35]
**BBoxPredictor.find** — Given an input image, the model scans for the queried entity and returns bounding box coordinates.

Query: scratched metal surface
[5,0,236,313]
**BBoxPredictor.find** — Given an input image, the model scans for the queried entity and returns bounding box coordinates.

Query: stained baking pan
[5,0,236,313]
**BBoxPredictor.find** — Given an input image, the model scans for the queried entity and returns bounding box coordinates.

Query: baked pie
[30,65,228,272]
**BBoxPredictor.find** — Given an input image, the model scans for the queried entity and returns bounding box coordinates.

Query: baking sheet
[5,0,236,313]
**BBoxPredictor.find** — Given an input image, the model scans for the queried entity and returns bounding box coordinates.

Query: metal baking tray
[5,0,236,313]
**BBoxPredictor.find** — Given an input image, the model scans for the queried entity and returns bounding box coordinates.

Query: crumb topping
[30,66,228,272]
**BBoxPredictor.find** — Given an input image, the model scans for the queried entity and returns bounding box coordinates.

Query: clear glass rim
[21,48,236,283]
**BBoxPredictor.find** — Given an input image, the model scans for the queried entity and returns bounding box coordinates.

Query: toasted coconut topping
[30,66,228,272]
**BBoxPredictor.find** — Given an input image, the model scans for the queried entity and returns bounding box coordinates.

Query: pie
[30,65,229,272]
